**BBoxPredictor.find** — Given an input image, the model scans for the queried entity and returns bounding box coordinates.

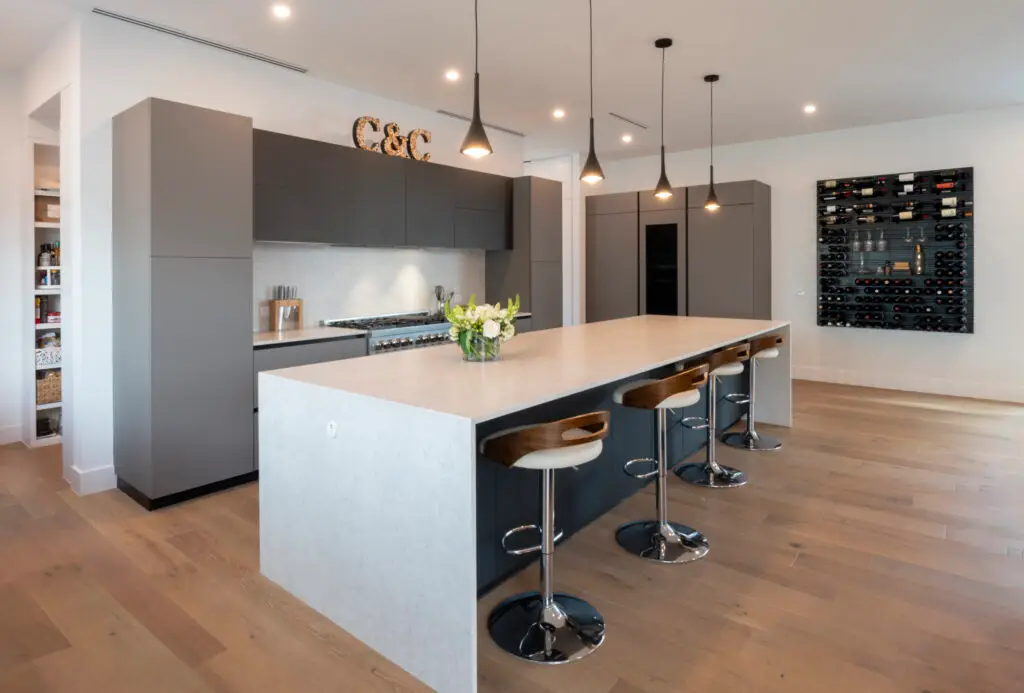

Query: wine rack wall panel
[816,167,974,334]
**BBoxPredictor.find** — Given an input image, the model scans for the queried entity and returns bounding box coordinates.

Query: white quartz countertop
[266,315,788,422]
[253,326,367,348]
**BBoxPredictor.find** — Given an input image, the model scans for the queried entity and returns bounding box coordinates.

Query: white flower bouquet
[445,295,520,361]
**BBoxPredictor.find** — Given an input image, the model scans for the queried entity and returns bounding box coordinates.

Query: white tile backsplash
[253,243,485,330]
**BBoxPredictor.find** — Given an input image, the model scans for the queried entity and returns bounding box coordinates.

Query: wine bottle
[896,184,928,196]
[853,186,887,198]
[857,215,881,225]
[892,210,930,222]
[939,208,972,219]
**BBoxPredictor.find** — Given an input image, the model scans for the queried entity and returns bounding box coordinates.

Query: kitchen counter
[259,316,791,693]
[252,326,366,348]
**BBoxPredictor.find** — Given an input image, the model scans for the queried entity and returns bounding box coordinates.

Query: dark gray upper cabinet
[406,158,454,248]
[529,179,562,263]
[336,145,407,247]
[639,187,687,211]
[147,99,253,259]
[454,168,511,212]
[455,208,508,250]
[586,191,638,215]
[686,180,755,208]
[586,211,639,322]
[530,261,562,330]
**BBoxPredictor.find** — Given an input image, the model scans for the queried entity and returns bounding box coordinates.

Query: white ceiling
[5,0,1024,160]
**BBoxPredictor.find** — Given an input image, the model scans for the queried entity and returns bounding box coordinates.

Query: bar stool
[613,364,712,564]
[722,334,785,451]
[481,411,610,664]
[674,343,752,489]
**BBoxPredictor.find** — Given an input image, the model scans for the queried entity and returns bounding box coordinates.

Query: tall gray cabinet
[585,180,771,323]
[486,176,563,330]
[113,98,255,509]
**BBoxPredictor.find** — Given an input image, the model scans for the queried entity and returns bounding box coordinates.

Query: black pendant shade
[460,0,493,158]
[653,38,673,200]
[704,74,720,211]
[579,0,604,184]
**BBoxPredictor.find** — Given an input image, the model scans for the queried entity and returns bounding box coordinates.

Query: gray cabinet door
[338,146,406,247]
[530,261,562,330]
[253,337,367,405]
[150,100,253,258]
[530,178,562,263]
[454,169,510,212]
[585,212,639,322]
[586,192,638,215]
[515,317,533,334]
[687,204,755,319]
[150,257,254,496]
[686,180,755,208]
[455,208,509,250]
[406,159,454,248]
[638,187,687,211]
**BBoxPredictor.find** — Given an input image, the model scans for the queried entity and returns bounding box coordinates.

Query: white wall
[0,74,23,446]
[253,245,484,330]
[590,105,1024,403]
[45,13,525,493]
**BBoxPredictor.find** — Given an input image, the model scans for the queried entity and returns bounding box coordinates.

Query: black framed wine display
[816,167,974,333]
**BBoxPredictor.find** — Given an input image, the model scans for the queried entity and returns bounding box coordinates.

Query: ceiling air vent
[92,8,309,74]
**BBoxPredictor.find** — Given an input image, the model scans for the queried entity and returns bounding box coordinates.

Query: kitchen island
[258,315,791,693]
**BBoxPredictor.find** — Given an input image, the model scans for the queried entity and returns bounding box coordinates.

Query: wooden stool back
[482,411,611,469]
[750,333,785,357]
[701,342,752,373]
[621,363,709,410]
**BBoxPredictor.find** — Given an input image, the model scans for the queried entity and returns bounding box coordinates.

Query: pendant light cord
[709,79,714,167]
[589,0,594,118]
[660,47,665,146]
[474,0,479,73]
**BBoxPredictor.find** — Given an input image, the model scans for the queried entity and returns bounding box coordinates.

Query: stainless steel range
[324,312,452,354]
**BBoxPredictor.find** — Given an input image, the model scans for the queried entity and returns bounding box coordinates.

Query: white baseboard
[793,366,1024,404]
[67,464,117,496]
[0,424,22,447]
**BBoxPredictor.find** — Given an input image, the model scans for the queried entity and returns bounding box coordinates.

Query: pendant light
[579,0,604,185]
[653,38,673,200]
[703,74,720,211]
[460,0,493,158]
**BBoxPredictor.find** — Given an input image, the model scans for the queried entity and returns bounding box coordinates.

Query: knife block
[270,299,303,332]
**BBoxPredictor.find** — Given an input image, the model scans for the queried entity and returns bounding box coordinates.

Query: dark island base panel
[117,472,259,512]
[475,366,748,596]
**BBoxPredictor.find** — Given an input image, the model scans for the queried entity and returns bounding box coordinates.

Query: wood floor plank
[0,584,71,666]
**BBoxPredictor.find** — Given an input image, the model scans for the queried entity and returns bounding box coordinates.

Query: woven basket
[36,371,62,405]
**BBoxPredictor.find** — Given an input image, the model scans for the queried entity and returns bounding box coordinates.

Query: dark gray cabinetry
[150,258,254,495]
[113,99,255,508]
[254,130,511,249]
[585,209,639,322]
[638,208,687,317]
[486,177,563,330]
[406,159,454,247]
[686,180,771,319]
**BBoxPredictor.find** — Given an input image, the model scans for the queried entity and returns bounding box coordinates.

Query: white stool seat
[480,426,603,470]
[754,347,779,360]
[614,380,702,410]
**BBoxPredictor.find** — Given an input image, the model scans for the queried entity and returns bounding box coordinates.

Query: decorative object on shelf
[460,0,493,158]
[703,74,721,211]
[579,0,604,185]
[445,295,520,362]
[35,347,62,369]
[352,116,432,161]
[652,38,674,199]
[269,285,302,332]
[36,370,61,406]
[816,167,973,333]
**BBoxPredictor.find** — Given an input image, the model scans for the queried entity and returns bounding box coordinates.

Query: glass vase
[461,334,501,362]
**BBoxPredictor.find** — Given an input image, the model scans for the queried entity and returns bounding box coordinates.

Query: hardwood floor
[2,381,1024,692]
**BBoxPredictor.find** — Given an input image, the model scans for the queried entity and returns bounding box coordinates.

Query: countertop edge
[253,329,368,349]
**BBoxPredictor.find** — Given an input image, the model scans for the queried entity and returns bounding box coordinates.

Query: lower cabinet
[515,317,533,333]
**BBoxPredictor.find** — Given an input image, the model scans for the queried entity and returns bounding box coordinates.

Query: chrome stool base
[488,592,605,664]
[722,430,782,451]
[615,520,710,564]
[675,462,748,489]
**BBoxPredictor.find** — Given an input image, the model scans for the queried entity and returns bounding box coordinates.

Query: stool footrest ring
[501,524,564,556]
[724,392,751,406]
[623,457,659,480]
[680,416,710,431]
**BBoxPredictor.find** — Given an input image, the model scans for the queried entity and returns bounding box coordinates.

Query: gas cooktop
[327,314,447,331]
[324,312,452,354]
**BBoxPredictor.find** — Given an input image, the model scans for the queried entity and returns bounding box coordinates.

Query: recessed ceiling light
[621,134,633,144]
[270,3,292,20]
[552,108,566,120]
[445,69,461,82]
[804,103,817,114]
